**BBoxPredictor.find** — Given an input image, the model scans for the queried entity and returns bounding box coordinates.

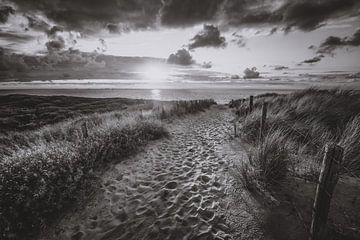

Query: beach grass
[0,96,215,239]
[233,88,360,187]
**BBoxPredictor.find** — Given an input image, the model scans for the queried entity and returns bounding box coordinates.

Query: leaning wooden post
[259,102,267,142]
[309,144,344,240]
[233,121,237,137]
[249,96,254,114]
[81,122,88,139]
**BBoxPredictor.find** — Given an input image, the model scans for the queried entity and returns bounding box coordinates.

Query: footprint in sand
[164,181,178,190]
[44,108,245,240]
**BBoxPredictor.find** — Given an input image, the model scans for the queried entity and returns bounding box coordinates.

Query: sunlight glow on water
[151,89,161,99]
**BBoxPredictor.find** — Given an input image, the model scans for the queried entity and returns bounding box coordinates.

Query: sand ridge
[43,106,259,240]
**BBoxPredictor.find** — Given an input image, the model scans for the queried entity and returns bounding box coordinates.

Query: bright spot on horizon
[140,64,172,82]
[151,89,161,99]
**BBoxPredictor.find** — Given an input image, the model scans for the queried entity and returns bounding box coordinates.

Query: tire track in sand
[45,106,261,240]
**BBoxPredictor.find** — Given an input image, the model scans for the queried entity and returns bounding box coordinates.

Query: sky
[0,0,360,75]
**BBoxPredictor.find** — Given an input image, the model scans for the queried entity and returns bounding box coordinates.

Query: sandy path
[44,106,263,240]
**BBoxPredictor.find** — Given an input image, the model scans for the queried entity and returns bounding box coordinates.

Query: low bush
[236,128,291,188]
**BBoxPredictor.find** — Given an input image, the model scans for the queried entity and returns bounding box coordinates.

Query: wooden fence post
[309,144,344,240]
[249,96,254,114]
[233,121,237,137]
[81,122,88,139]
[259,102,267,142]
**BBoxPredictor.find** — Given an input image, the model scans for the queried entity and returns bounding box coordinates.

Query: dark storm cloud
[223,0,359,31]
[11,0,162,32]
[106,23,120,34]
[160,0,224,27]
[317,29,360,54]
[6,0,360,34]
[0,5,15,23]
[188,25,226,50]
[167,48,194,65]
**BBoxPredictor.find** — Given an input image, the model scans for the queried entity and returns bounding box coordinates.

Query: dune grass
[232,88,360,188]
[0,98,215,240]
[0,94,149,133]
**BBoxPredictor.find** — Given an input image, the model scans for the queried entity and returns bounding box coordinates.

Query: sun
[140,64,171,82]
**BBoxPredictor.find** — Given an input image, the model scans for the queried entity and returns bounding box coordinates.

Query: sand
[41,106,265,240]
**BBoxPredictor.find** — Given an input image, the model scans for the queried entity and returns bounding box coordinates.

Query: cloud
[5,0,359,35]
[106,23,120,34]
[302,55,324,64]
[277,0,358,31]
[160,0,223,27]
[188,24,226,50]
[39,49,106,69]
[201,61,212,69]
[244,67,260,79]
[46,38,65,52]
[274,65,288,70]
[11,0,162,32]
[269,27,278,35]
[317,29,360,54]
[0,5,15,23]
[222,0,359,32]
[0,31,34,42]
[0,47,29,73]
[230,32,246,47]
[25,15,50,32]
[308,45,316,50]
[97,38,107,53]
[0,47,107,80]
[46,25,63,38]
[167,48,194,65]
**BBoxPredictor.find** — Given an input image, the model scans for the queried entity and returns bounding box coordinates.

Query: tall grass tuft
[339,115,360,176]
[237,128,290,188]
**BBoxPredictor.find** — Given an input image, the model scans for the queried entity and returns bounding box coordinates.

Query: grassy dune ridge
[0,96,215,240]
[232,88,360,187]
[0,95,148,132]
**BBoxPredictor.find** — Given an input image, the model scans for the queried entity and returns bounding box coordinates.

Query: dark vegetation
[157,99,216,119]
[0,95,215,240]
[232,88,360,186]
[0,94,149,133]
[231,88,360,239]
